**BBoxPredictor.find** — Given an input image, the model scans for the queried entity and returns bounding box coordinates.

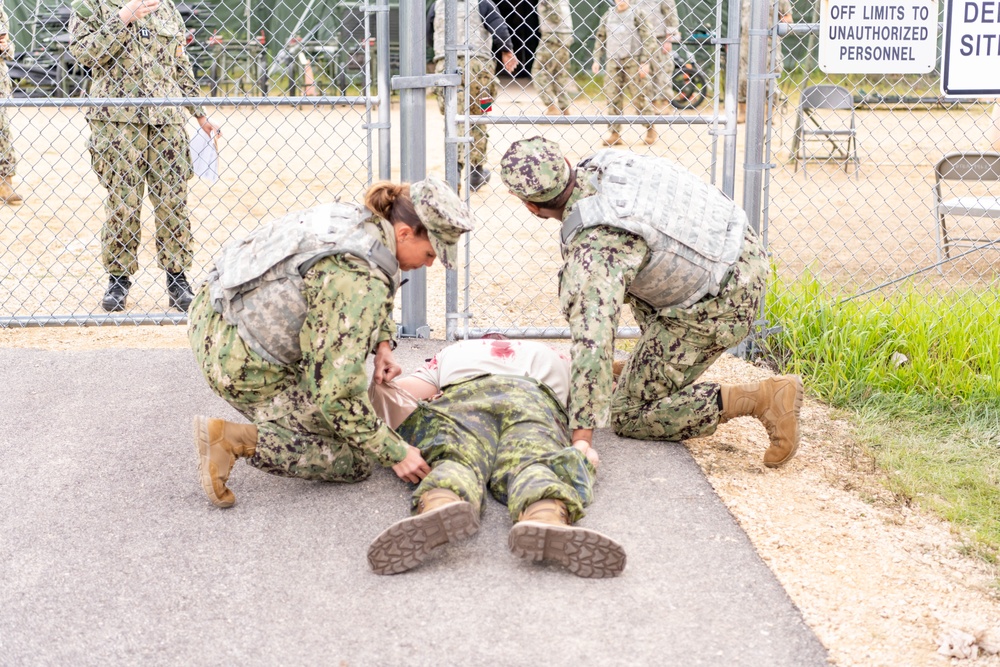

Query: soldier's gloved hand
[119,0,160,25]
[373,342,402,384]
[392,445,431,484]
[573,439,600,470]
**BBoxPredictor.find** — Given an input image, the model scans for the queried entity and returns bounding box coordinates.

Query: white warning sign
[942,0,1000,96]
[819,0,940,73]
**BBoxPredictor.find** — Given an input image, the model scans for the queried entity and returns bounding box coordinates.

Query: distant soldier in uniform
[0,3,22,205]
[534,0,575,116]
[427,0,519,191]
[592,0,657,147]
[367,339,625,578]
[737,0,792,123]
[500,136,804,469]
[188,178,472,508]
[636,0,681,114]
[70,0,219,312]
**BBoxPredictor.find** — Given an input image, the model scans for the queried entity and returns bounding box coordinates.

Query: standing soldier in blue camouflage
[592,0,657,146]
[70,0,219,312]
[367,339,625,578]
[637,0,681,115]
[187,178,473,508]
[533,0,575,116]
[428,0,519,191]
[500,136,804,468]
[0,3,22,205]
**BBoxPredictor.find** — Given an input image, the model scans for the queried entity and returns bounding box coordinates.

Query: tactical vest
[433,0,490,61]
[206,202,401,366]
[563,150,748,309]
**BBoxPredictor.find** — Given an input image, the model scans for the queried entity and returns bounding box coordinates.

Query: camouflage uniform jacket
[593,5,654,63]
[636,0,680,40]
[69,0,206,124]
[0,4,13,97]
[558,167,652,430]
[538,0,574,36]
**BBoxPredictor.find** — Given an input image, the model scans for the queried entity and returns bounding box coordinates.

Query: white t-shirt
[409,339,571,407]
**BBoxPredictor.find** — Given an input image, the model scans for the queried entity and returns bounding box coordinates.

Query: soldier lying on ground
[366,339,626,579]
[188,178,471,508]
[500,136,804,468]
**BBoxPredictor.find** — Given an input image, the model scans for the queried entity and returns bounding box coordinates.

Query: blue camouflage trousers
[397,375,596,522]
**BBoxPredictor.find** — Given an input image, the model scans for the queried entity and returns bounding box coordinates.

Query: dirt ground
[3,324,1000,666]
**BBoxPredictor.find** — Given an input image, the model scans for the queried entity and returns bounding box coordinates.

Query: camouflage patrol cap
[500,136,570,203]
[411,177,473,270]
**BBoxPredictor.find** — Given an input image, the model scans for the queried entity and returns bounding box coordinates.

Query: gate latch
[391,74,461,90]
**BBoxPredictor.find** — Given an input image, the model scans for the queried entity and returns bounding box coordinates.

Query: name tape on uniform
[819,0,939,73]
[942,0,1000,95]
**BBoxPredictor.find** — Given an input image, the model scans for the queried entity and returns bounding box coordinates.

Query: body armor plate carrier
[206,202,400,365]
[562,150,748,309]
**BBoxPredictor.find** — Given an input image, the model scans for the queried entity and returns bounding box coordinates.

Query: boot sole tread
[193,415,234,508]
[508,522,627,578]
[368,501,480,575]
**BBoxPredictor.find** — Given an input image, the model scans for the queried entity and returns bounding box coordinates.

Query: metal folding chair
[791,84,860,176]
[932,151,1000,262]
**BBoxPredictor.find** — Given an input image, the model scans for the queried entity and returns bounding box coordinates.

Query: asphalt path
[0,340,828,666]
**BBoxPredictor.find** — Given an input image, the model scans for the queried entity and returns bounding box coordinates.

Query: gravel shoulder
[3,326,999,666]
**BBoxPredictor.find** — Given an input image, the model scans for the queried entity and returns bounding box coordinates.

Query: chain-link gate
[435,0,743,339]
[0,0,392,326]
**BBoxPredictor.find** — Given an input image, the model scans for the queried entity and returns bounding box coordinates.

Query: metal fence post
[741,0,769,234]
[443,0,461,340]
[721,0,742,199]
[398,0,430,338]
[376,0,392,181]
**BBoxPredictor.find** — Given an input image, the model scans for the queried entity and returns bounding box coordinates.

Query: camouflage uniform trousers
[533,34,574,111]
[0,108,16,178]
[435,56,494,171]
[187,259,395,482]
[604,58,652,133]
[611,227,769,441]
[397,375,596,523]
[88,119,193,277]
[644,44,675,105]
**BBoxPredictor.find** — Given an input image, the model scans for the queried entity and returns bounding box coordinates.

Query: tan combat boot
[720,375,804,468]
[508,499,627,578]
[602,131,623,146]
[193,416,257,508]
[0,176,22,205]
[644,127,658,145]
[367,488,480,575]
[545,104,561,116]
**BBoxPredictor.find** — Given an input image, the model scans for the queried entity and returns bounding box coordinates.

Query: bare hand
[639,62,650,79]
[662,40,673,54]
[574,440,600,470]
[373,343,402,385]
[392,445,430,483]
[592,61,600,75]
[119,0,160,24]
[501,51,519,74]
[196,116,219,137]
[0,35,8,51]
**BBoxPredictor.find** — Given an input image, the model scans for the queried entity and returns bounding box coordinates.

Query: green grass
[763,274,1000,561]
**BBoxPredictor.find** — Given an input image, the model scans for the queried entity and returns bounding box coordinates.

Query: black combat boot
[101,275,131,312]
[469,165,491,192]
[166,271,194,312]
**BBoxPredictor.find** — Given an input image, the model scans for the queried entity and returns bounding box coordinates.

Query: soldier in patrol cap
[500,136,803,469]
[0,2,22,205]
[70,0,219,313]
[187,178,473,508]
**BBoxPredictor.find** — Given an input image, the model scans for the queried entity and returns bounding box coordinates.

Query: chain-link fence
[0,0,391,325]
[3,0,998,336]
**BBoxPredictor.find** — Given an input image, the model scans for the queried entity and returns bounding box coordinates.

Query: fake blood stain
[489,341,515,359]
